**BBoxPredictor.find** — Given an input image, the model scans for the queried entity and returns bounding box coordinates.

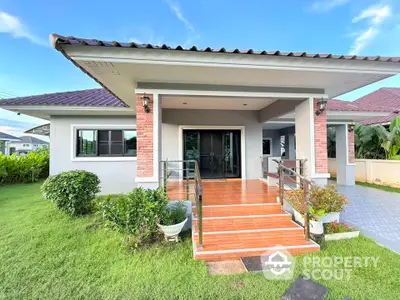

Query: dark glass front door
[183,130,241,179]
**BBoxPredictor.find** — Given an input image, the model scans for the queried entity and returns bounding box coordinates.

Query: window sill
[72,157,137,162]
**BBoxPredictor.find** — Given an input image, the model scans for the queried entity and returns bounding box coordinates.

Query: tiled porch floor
[167,179,320,261]
[167,179,279,205]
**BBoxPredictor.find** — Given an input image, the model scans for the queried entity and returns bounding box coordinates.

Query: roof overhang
[52,38,400,108]
[0,105,135,120]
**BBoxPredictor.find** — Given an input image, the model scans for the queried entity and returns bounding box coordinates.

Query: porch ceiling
[161,95,276,110]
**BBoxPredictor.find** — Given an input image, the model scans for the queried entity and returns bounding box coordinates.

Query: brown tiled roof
[51,34,400,63]
[354,88,400,125]
[0,88,128,107]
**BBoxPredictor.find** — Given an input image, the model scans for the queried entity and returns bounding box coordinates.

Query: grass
[331,176,400,194]
[1,183,399,299]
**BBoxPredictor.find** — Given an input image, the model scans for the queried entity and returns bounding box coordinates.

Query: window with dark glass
[77,130,97,156]
[263,139,272,155]
[76,129,136,157]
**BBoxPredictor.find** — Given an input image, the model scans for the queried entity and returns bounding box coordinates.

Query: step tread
[193,218,299,233]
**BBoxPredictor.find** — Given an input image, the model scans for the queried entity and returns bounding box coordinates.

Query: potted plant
[324,222,360,241]
[311,185,348,223]
[285,185,348,224]
[293,206,325,235]
[157,202,188,242]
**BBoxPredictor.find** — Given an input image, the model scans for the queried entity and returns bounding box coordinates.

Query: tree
[374,116,400,160]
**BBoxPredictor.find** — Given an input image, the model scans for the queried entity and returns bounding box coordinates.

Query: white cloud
[352,4,392,25]
[310,0,350,12]
[165,0,194,33]
[0,11,47,46]
[348,27,379,55]
[348,4,392,55]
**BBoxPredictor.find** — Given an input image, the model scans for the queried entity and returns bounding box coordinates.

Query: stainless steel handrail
[160,159,203,249]
[273,159,312,241]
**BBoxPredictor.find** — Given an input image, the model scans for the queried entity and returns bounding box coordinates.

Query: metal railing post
[198,191,203,249]
[163,160,167,193]
[303,181,310,241]
[279,165,284,204]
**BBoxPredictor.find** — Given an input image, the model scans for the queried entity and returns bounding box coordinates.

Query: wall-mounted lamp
[348,123,355,132]
[315,98,328,116]
[142,95,151,113]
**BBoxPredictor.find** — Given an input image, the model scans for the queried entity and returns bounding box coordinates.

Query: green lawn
[1,183,399,299]
[331,176,400,194]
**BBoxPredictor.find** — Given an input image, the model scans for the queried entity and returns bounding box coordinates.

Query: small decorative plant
[285,184,348,214]
[324,222,356,234]
[309,206,325,221]
[157,202,188,242]
[311,185,348,213]
[159,202,187,226]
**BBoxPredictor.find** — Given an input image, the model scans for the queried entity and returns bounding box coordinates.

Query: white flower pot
[157,218,188,242]
[325,231,360,241]
[320,212,340,224]
[283,199,295,215]
[309,220,324,235]
[294,210,305,225]
[293,210,324,235]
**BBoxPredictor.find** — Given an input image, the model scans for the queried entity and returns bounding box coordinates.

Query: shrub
[98,187,168,248]
[41,170,100,216]
[285,184,348,214]
[160,202,187,226]
[0,148,49,184]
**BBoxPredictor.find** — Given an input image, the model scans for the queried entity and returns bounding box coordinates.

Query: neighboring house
[8,136,49,156]
[0,34,397,195]
[0,132,21,155]
[354,87,400,126]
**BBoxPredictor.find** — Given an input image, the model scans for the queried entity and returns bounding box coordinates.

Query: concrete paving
[334,183,400,253]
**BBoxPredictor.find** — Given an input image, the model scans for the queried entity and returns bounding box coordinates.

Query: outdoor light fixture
[348,123,355,132]
[142,95,150,113]
[315,98,328,116]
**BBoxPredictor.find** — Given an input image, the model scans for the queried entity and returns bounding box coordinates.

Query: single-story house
[1,34,398,260]
[353,87,400,126]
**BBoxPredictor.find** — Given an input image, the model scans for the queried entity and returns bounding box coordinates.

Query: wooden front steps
[192,203,320,261]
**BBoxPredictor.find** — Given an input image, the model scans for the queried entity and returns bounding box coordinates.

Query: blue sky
[1,0,400,132]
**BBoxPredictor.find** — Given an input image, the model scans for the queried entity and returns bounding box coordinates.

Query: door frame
[178,125,246,180]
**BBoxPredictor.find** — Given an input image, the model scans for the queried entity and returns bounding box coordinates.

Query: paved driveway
[334,183,400,253]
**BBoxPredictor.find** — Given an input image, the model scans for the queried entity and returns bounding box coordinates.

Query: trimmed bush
[41,170,100,216]
[98,187,168,249]
[0,148,49,184]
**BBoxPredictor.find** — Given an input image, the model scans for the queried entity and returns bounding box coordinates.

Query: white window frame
[70,124,137,162]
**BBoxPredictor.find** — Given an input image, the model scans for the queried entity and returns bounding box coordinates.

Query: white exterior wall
[162,109,263,179]
[49,115,137,195]
[295,99,314,178]
[329,158,400,188]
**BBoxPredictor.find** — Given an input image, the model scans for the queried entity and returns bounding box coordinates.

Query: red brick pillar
[314,99,328,174]
[136,94,154,179]
[348,128,355,164]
